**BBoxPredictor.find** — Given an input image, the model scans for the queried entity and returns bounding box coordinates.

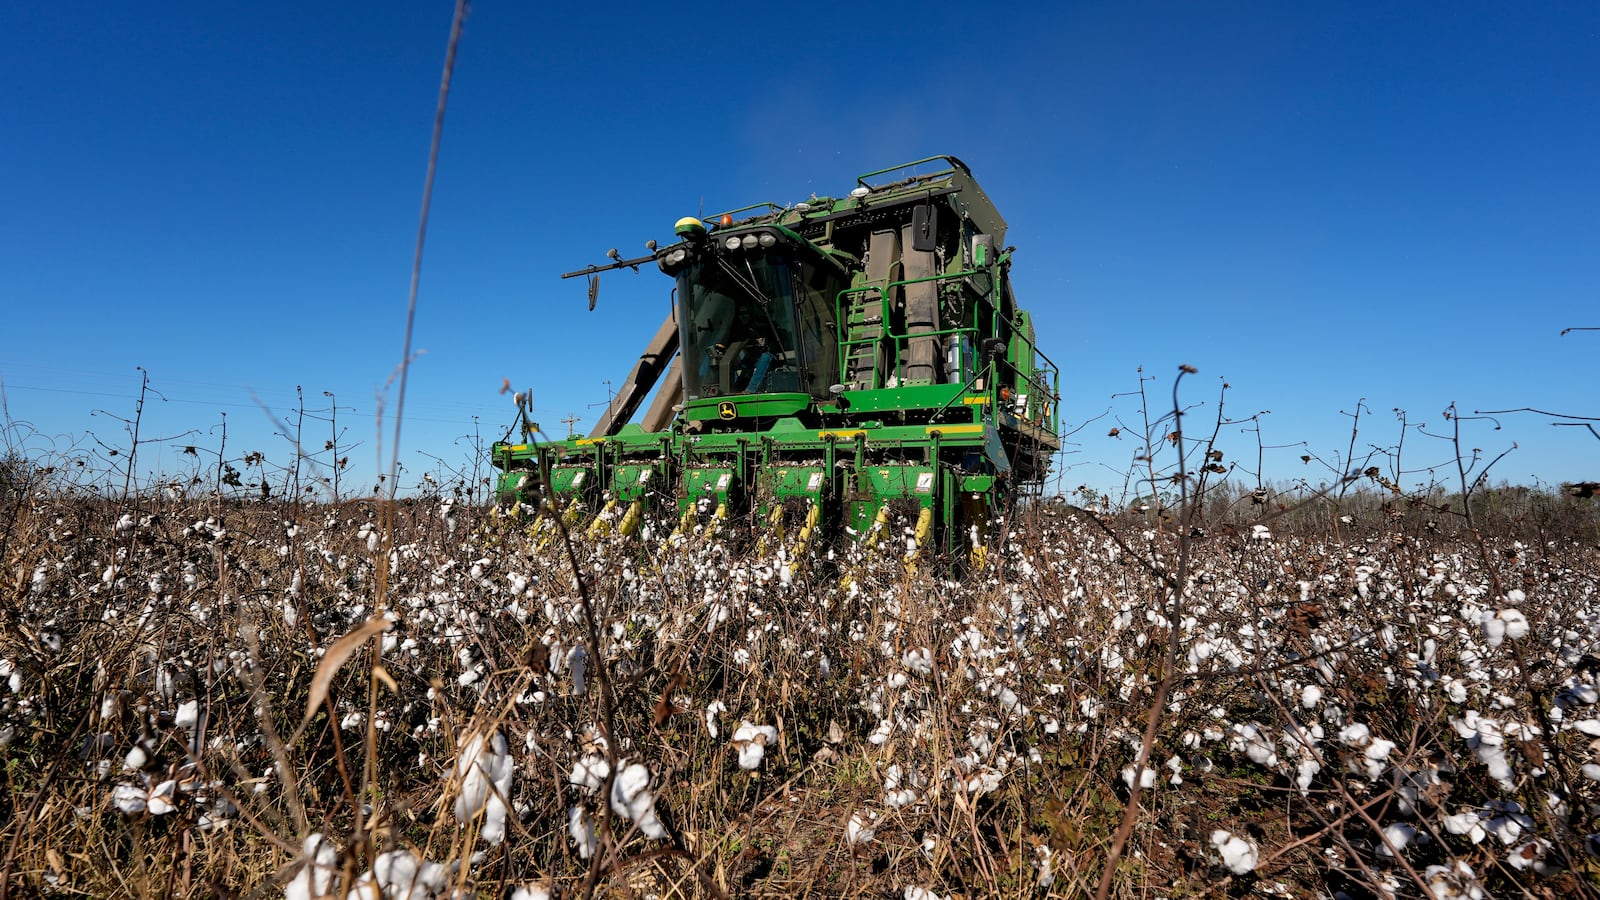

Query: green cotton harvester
[492,156,1061,567]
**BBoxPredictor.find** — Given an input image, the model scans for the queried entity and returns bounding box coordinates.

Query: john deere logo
[718,401,737,420]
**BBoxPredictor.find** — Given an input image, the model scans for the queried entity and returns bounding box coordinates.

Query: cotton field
[2,487,1600,898]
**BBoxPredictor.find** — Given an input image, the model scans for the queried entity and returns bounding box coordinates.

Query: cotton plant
[730,720,778,771]
[1210,829,1259,874]
[284,834,339,900]
[845,810,877,845]
[608,761,667,839]
[1424,861,1485,900]
[352,849,453,900]
[453,728,513,845]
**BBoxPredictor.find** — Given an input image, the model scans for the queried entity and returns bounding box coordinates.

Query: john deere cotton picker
[493,156,1061,565]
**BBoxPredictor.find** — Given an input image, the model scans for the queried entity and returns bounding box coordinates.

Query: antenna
[561,413,581,438]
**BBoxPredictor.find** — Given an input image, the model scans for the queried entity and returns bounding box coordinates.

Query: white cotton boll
[1035,845,1055,888]
[868,720,892,745]
[1378,822,1424,857]
[1301,684,1322,708]
[1481,612,1507,648]
[1442,811,1486,843]
[568,754,609,792]
[1485,805,1531,845]
[1424,860,1485,900]
[903,887,945,900]
[568,805,596,859]
[1497,609,1529,641]
[125,743,150,772]
[1296,758,1320,793]
[705,700,727,738]
[995,685,1024,715]
[1339,723,1371,747]
[609,762,666,839]
[903,647,933,676]
[454,730,513,845]
[845,812,876,845]
[145,779,178,816]
[886,788,918,808]
[1210,830,1258,874]
[510,887,552,900]
[285,833,339,900]
[1230,722,1278,767]
[175,700,199,732]
[112,782,147,814]
[1508,838,1553,873]
[965,767,1003,795]
[1582,763,1600,781]
[370,849,449,900]
[1121,764,1156,790]
[568,646,587,696]
[731,721,778,771]
[1365,738,1395,761]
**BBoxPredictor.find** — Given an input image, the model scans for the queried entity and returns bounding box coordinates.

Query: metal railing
[833,270,1060,435]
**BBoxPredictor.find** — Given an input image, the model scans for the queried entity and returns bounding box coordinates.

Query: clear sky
[3,2,1596,499]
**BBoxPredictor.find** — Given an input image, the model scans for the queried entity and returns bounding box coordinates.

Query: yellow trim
[962,396,990,405]
[509,444,529,452]
[926,424,984,435]
[618,500,644,537]
[787,500,822,577]
[818,430,867,440]
[575,438,604,446]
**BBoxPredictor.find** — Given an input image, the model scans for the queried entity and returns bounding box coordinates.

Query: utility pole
[561,414,581,438]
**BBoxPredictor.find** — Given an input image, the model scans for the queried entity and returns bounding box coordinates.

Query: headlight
[758,232,777,248]
[724,236,742,251]
[740,234,758,250]
[659,248,688,273]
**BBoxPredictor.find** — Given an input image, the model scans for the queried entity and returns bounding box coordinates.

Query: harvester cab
[493,156,1061,565]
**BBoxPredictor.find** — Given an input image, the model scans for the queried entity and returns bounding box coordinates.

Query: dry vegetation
[4,433,1600,900]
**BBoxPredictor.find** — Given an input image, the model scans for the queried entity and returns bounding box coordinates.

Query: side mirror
[911,204,938,253]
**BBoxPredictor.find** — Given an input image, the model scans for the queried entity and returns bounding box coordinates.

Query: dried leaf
[652,670,688,726]
[292,617,392,741]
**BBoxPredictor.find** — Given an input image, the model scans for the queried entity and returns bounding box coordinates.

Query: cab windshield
[678,252,837,400]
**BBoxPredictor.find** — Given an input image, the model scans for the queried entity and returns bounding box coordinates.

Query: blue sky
[3,2,1596,499]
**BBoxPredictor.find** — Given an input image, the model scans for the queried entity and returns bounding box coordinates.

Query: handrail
[833,269,1060,435]
[856,155,969,190]
[706,202,785,224]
